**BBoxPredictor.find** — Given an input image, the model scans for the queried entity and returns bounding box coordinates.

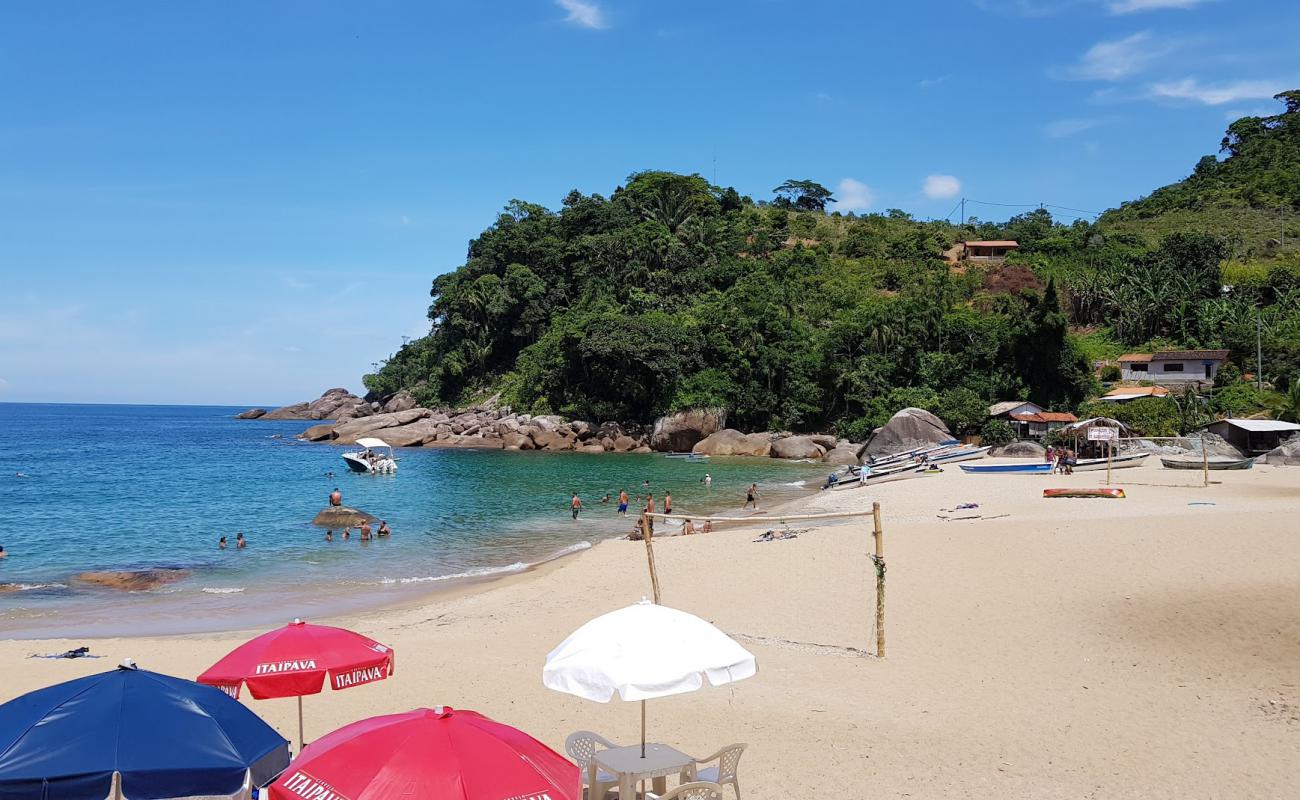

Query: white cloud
[922,175,961,200]
[919,75,950,89]
[1150,78,1288,105]
[834,178,874,213]
[1044,118,1104,138]
[556,0,607,29]
[1108,0,1214,13]
[1063,32,1162,81]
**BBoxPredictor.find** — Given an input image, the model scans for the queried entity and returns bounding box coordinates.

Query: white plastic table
[593,742,693,798]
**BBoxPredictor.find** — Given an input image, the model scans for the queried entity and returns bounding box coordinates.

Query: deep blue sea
[0,403,823,638]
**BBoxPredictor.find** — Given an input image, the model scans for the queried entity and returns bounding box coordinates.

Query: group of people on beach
[1046,446,1076,475]
[567,474,762,538]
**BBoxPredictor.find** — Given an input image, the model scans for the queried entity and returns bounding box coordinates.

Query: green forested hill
[364,91,1300,435]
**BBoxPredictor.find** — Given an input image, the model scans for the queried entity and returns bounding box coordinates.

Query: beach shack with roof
[988,401,1077,440]
[1118,350,1230,383]
[1201,418,1300,455]
[1098,385,1171,403]
[961,240,1018,263]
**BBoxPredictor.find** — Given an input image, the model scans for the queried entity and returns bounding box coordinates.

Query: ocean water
[0,403,824,638]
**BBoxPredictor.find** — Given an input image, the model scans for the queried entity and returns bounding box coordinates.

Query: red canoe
[1043,488,1126,499]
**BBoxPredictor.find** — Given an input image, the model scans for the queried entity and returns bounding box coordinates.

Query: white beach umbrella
[543,599,757,756]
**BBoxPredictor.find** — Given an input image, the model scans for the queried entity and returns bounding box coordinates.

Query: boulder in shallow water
[312,505,377,528]
[234,408,267,419]
[771,435,826,460]
[301,423,336,442]
[863,408,953,458]
[692,429,772,457]
[74,569,188,592]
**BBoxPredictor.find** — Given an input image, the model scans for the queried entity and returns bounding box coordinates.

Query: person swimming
[0,544,8,558]
[324,530,334,542]
[343,528,351,540]
[218,536,227,550]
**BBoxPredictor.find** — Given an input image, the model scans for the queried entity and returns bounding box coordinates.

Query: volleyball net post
[648,506,886,658]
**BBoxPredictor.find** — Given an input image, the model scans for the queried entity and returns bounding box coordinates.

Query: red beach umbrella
[197,618,394,752]
[269,706,579,800]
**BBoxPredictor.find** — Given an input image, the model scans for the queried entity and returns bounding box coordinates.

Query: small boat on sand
[1160,456,1255,470]
[1070,453,1150,472]
[342,437,397,474]
[959,462,1053,474]
[1043,488,1126,498]
[928,445,991,465]
[824,461,921,490]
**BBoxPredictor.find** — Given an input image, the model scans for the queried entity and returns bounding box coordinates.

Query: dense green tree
[772,179,835,212]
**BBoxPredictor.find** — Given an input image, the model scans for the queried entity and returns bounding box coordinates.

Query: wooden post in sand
[640,512,662,604]
[1201,435,1209,488]
[871,502,885,658]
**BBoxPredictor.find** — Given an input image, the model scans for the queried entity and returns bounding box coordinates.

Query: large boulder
[823,445,862,466]
[381,390,417,413]
[771,436,826,460]
[382,420,441,447]
[693,429,772,457]
[262,402,311,420]
[612,435,638,452]
[263,388,371,421]
[531,429,572,451]
[809,434,839,451]
[234,408,267,419]
[863,408,953,458]
[330,409,431,444]
[502,432,533,450]
[1261,436,1300,465]
[991,441,1047,459]
[301,423,336,442]
[650,408,727,452]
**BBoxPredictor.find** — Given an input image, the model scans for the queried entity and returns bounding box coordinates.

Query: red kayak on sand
[1043,488,1126,498]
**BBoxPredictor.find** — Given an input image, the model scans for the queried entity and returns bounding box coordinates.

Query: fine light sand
[3,460,1298,798]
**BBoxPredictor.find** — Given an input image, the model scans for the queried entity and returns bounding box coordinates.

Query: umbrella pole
[297,695,305,754]
[640,699,646,759]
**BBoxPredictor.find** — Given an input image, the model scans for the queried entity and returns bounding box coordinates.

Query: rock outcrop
[234,408,267,419]
[991,441,1047,459]
[864,408,953,458]
[822,445,863,465]
[312,505,376,528]
[74,569,188,592]
[692,429,773,457]
[256,388,373,421]
[650,408,727,452]
[381,390,418,413]
[1261,435,1300,465]
[771,435,826,460]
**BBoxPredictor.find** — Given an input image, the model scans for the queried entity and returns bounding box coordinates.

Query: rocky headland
[237,390,957,465]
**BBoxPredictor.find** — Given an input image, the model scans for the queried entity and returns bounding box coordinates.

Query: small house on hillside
[1118,350,1230,384]
[988,401,1077,439]
[961,240,1019,263]
[1202,419,1300,455]
[1098,385,1170,403]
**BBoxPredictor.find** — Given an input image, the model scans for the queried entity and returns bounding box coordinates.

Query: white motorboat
[926,445,991,465]
[342,437,398,474]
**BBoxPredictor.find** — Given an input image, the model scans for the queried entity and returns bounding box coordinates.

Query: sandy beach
[4,460,1298,799]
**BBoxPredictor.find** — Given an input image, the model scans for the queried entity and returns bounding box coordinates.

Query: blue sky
[2,0,1297,405]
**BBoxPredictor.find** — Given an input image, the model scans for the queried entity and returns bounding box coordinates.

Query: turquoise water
[0,403,824,638]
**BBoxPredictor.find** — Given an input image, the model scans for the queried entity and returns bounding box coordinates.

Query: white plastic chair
[686,744,746,799]
[648,781,725,800]
[565,730,620,800]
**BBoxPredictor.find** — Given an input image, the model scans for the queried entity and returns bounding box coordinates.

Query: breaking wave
[376,540,592,587]
[201,587,245,594]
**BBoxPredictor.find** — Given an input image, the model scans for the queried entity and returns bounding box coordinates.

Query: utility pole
[960,198,965,227]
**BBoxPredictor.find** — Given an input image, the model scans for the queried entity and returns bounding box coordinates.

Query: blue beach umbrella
[0,660,290,800]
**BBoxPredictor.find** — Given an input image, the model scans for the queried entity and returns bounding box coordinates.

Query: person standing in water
[664,491,673,515]
[324,530,334,542]
[359,521,372,541]
[236,532,246,549]
[218,536,227,550]
[570,493,583,520]
[377,520,391,537]
[329,488,342,507]
[702,473,712,488]
[617,489,629,516]
[744,483,759,510]
[644,493,656,534]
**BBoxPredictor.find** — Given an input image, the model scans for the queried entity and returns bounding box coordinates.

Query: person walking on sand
[236,532,246,549]
[329,487,342,507]
[570,493,583,520]
[744,483,759,510]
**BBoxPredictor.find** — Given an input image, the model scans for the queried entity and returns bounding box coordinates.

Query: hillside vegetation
[365,92,1300,436]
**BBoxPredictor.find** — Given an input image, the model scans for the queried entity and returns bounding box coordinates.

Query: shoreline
[3,461,1298,797]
